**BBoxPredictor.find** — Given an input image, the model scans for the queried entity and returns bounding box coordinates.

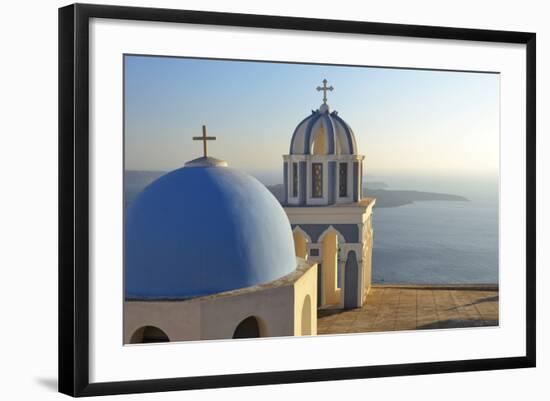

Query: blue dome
[289,105,357,155]
[125,160,297,299]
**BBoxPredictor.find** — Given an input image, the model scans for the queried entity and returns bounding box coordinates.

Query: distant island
[364,188,468,208]
[124,171,468,208]
[365,181,389,190]
[265,184,468,208]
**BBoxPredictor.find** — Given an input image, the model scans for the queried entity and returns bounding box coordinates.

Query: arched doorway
[233,316,261,339]
[321,230,341,305]
[311,125,328,155]
[129,325,170,344]
[301,295,312,335]
[344,251,359,309]
[293,229,309,260]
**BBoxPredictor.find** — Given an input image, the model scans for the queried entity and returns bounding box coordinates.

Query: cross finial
[192,125,216,158]
[316,79,333,105]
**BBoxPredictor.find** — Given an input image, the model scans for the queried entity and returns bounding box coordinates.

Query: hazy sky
[124,55,499,182]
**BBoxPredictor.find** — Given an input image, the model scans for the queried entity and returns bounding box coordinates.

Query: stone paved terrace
[317,285,499,334]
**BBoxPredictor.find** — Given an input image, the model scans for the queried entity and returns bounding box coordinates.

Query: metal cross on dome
[192,125,216,158]
[316,79,334,105]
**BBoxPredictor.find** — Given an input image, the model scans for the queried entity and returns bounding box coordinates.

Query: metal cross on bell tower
[192,125,216,158]
[316,79,334,105]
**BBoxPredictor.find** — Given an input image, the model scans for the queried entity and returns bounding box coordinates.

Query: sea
[367,175,499,284]
[125,171,499,285]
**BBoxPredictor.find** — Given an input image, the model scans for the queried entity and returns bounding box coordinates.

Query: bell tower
[283,80,375,310]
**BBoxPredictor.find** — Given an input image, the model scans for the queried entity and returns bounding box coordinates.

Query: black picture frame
[58,3,536,397]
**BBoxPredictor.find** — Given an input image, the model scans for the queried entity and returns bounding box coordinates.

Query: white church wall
[293,264,318,336]
[286,200,375,309]
[124,262,319,343]
[124,300,202,343]
[199,285,296,340]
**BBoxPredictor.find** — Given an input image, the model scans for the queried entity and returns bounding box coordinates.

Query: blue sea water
[367,175,499,284]
[371,200,498,284]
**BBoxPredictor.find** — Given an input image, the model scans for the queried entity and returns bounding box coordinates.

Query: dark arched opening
[232,316,261,339]
[344,251,359,309]
[129,325,170,344]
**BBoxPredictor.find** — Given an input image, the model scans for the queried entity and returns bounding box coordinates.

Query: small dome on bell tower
[283,80,365,207]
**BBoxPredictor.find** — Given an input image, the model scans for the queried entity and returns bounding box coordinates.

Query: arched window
[129,325,169,344]
[292,162,298,198]
[311,163,323,198]
[311,126,327,155]
[233,316,261,339]
[321,230,340,305]
[339,162,348,197]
